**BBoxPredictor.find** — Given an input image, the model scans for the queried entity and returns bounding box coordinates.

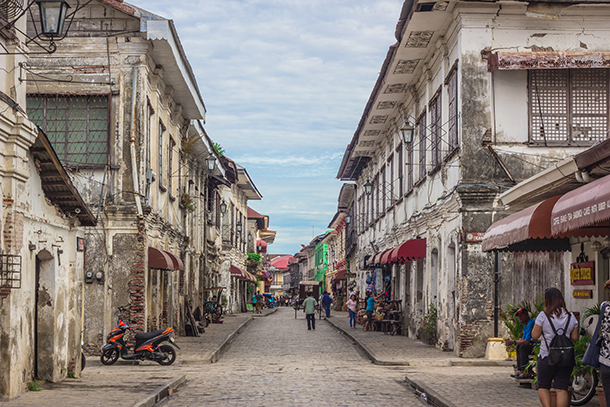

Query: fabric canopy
[148,247,174,270]
[482,195,561,252]
[390,238,427,263]
[369,252,381,266]
[165,251,185,271]
[230,265,255,282]
[552,174,610,236]
[256,239,267,253]
[380,249,393,265]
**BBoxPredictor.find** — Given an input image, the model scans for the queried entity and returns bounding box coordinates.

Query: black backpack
[542,313,575,368]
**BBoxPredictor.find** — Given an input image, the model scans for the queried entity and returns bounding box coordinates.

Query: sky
[143,0,404,255]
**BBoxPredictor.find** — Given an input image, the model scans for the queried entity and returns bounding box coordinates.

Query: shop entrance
[35,249,55,381]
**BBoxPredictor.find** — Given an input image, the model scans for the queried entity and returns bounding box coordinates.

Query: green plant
[573,335,593,377]
[68,373,76,379]
[523,342,541,382]
[417,304,438,344]
[247,253,261,266]
[213,142,224,157]
[221,295,228,307]
[28,380,41,391]
[180,193,195,211]
[583,303,602,321]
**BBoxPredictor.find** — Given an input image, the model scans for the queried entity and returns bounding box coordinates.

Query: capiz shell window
[529,69,609,145]
[28,94,109,166]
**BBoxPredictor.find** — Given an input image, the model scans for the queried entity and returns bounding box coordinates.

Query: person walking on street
[255,291,263,314]
[346,294,358,329]
[505,307,535,379]
[364,291,382,331]
[531,288,578,407]
[302,292,318,330]
[251,292,257,313]
[321,291,332,318]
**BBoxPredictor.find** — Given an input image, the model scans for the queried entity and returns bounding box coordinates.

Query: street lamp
[400,121,414,143]
[364,179,373,196]
[37,0,71,38]
[219,200,227,214]
[236,221,242,233]
[345,214,351,224]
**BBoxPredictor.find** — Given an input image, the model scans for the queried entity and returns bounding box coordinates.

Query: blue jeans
[349,309,356,327]
[323,304,331,317]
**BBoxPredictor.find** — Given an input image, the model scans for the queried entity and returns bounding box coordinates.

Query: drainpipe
[494,251,500,337]
[130,66,143,217]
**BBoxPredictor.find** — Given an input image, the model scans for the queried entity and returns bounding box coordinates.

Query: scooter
[100,308,179,366]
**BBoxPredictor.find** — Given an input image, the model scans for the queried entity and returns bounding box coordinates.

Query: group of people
[504,284,610,407]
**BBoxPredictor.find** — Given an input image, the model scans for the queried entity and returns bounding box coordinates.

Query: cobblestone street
[162,308,420,407]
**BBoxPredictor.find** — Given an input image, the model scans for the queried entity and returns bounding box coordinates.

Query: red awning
[256,240,267,253]
[390,238,426,263]
[482,195,562,252]
[230,265,249,281]
[380,249,393,265]
[164,251,185,271]
[148,247,174,270]
[552,174,610,236]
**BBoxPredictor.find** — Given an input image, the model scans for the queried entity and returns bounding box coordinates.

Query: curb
[131,374,186,407]
[207,308,278,363]
[450,359,514,367]
[403,375,456,407]
[323,317,408,366]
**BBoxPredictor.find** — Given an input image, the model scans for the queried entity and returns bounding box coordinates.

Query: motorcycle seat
[135,329,164,343]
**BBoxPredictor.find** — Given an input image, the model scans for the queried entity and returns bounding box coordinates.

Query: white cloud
[137,0,403,254]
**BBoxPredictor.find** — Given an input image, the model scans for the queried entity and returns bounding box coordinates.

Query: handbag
[583,302,608,367]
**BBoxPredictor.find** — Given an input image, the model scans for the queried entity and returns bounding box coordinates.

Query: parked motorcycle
[100,307,179,366]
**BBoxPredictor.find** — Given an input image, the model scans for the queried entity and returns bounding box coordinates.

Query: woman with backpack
[531,287,579,407]
[598,280,610,403]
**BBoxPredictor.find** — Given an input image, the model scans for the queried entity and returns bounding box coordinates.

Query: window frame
[26,93,110,168]
[416,111,427,185]
[429,88,442,174]
[528,68,610,146]
[445,61,459,157]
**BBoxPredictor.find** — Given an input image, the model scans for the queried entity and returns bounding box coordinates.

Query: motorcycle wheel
[100,348,119,365]
[81,354,86,371]
[571,369,598,406]
[157,345,176,366]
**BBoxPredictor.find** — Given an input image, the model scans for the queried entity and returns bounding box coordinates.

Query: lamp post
[219,200,227,214]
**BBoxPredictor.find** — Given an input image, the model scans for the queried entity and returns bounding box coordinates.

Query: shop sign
[573,290,593,299]
[570,261,595,285]
[465,232,485,242]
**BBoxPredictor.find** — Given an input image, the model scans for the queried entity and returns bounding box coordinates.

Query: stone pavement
[0,308,277,407]
[325,311,601,407]
[162,307,422,407]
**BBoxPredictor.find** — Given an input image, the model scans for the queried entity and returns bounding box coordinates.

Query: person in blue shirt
[321,291,332,318]
[505,307,535,379]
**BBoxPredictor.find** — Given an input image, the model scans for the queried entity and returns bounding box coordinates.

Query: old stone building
[0,2,97,398]
[219,157,262,313]
[337,0,610,356]
[24,0,228,349]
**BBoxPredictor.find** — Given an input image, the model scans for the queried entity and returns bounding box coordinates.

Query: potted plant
[417,304,437,345]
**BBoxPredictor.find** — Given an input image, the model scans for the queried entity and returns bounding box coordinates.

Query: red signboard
[465,233,485,242]
[573,290,593,299]
[570,261,595,286]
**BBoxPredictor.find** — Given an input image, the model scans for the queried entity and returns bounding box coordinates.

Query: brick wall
[129,220,146,333]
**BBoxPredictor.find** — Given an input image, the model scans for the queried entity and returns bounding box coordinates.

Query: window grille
[417,113,427,182]
[447,68,458,152]
[396,146,403,197]
[529,69,609,145]
[0,254,21,290]
[27,94,109,167]
[429,92,442,170]
[407,140,414,192]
